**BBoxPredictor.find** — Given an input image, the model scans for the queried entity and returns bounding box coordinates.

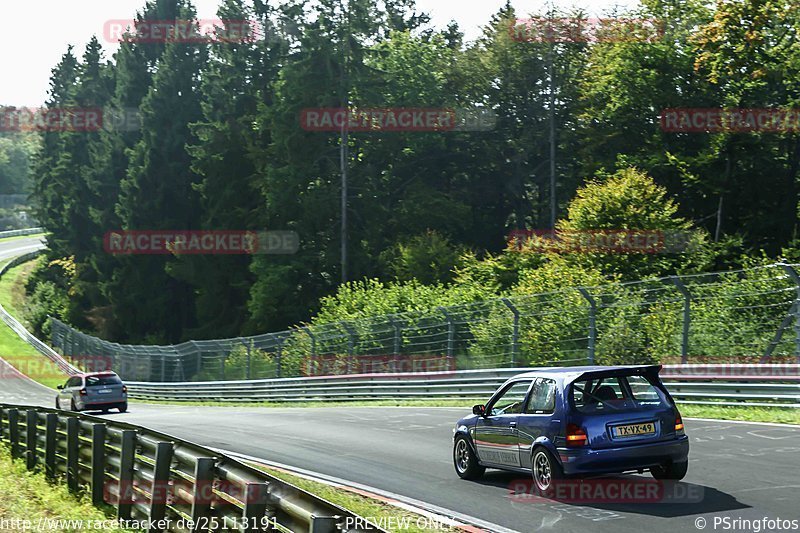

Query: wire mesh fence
[49,263,800,382]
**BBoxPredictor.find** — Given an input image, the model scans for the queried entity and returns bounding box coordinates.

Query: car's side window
[489,380,533,416]
[66,377,80,388]
[526,378,556,414]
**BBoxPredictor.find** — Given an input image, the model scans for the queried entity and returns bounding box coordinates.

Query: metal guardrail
[0,403,385,533]
[125,365,800,408]
[0,252,81,376]
[0,227,43,239]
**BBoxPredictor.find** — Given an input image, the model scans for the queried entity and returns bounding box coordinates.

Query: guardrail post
[781,264,800,363]
[25,410,37,470]
[577,288,597,365]
[501,298,520,366]
[309,517,337,533]
[66,417,79,493]
[242,482,270,533]
[8,409,19,458]
[118,430,137,520]
[190,458,215,533]
[91,423,106,505]
[670,276,692,364]
[437,307,456,360]
[45,413,58,479]
[149,441,174,530]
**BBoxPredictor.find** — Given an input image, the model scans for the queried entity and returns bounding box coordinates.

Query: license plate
[613,422,655,437]
[97,389,111,394]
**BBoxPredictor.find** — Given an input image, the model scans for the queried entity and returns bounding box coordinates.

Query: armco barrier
[125,365,800,408]
[0,227,43,239]
[0,403,385,533]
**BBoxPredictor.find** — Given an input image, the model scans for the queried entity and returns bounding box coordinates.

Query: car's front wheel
[651,461,688,480]
[70,398,78,412]
[532,448,563,492]
[453,435,485,480]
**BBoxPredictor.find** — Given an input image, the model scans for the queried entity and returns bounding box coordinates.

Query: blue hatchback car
[453,365,689,490]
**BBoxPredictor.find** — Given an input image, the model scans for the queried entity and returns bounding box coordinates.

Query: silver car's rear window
[571,374,669,414]
[85,375,122,386]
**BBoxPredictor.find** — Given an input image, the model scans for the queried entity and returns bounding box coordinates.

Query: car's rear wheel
[532,448,563,493]
[651,461,688,480]
[118,403,128,413]
[453,436,485,480]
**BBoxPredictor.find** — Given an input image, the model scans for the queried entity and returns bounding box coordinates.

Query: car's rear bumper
[557,436,689,475]
[78,397,127,409]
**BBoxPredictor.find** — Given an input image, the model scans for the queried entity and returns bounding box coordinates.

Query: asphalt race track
[2,364,799,533]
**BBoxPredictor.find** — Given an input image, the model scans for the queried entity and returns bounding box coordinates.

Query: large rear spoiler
[567,364,662,384]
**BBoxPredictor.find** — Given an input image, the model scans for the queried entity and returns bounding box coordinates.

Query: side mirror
[56,385,64,390]
[472,404,486,416]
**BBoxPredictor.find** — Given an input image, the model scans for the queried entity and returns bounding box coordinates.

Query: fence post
[437,307,456,361]
[45,413,58,479]
[160,353,167,382]
[150,441,174,530]
[577,288,597,365]
[91,423,107,505]
[118,430,137,520]
[190,457,216,532]
[304,328,316,375]
[388,316,402,356]
[501,299,520,366]
[8,409,19,458]
[342,322,356,374]
[66,417,79,493]
[25,410,37,470]
[670,276,692,364]
[780,264,800,363]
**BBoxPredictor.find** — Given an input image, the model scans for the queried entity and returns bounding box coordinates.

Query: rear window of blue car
[571,374,669,414]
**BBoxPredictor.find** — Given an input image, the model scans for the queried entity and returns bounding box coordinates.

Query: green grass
[246,461,455,533]
[0,444,136,532]
[133,398,478,409]
[0,259,62,389]
[679,404,800,425]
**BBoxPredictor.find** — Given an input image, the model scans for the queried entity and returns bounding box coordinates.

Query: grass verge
[679,404,800,425]
[246,461,455,533]
[0,444,136,532]
[133,398,477,409]
[0,259,62,389]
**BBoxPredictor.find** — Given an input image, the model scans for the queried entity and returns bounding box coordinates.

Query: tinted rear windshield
[570,374,669,414]
[85,375,122,386]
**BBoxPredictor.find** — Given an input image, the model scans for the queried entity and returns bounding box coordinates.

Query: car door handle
[509,421,517,428]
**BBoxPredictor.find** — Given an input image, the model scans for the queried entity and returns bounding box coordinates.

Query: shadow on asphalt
[473,470,749,518]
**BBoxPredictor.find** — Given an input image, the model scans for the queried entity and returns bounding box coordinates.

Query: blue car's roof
[509,365,661,385]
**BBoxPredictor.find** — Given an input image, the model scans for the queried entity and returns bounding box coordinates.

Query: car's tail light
[122,386,127,393]
[566,423,588,447]
[675,413,684,434]
[79,388,87,396]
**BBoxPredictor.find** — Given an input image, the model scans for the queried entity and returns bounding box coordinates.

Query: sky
[0,0,638,107]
